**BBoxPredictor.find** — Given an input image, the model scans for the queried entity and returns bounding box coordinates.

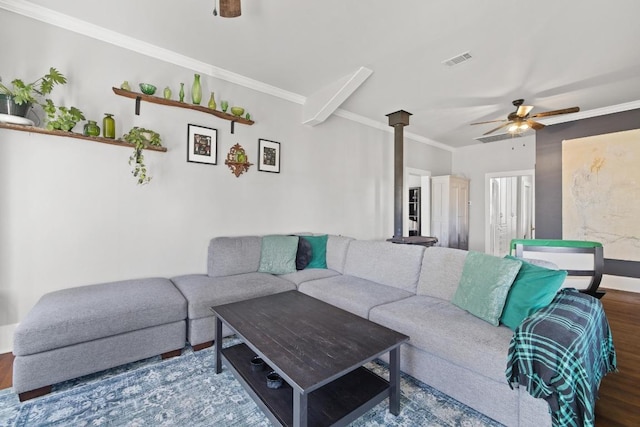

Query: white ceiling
[12,0,640,148]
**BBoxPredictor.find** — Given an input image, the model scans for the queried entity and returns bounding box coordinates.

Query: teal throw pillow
[258,235,299,275]
[301,234,328,269]
[452,251,522,326]
[500,255,567,330]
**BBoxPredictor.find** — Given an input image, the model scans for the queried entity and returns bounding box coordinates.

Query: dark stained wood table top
[212,290,409,392]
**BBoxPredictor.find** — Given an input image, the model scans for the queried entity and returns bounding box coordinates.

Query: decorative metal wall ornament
[224,143,252,177]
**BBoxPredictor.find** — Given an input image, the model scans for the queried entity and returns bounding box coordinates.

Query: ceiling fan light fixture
[508,123,529,134]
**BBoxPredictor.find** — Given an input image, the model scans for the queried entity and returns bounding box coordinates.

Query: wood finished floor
[0,288,638,425]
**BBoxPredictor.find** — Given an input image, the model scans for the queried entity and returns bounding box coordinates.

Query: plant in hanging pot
[0,67,67,117]
[122,126,163,185]
[43,99,85,132]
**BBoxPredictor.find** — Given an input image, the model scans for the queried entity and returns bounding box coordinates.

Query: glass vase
[191,74,202,105]
[179,83,185,102]
[208,92,216,110]
[83,120,100,137]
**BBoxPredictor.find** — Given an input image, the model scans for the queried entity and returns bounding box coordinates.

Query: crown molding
[1,0,455,150]
[12,0,636,152]
[0,0,452,150]
[538,100,640,126]
[0,0,305,105]
[334,108,455,152]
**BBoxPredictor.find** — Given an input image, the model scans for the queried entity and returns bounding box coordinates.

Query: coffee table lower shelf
[221,343,390,427]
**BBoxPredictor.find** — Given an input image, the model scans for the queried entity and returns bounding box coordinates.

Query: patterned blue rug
[0,338,503,426]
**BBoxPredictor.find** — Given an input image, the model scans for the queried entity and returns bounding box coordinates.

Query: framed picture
[258,139,280,173]
[187,124,217,165]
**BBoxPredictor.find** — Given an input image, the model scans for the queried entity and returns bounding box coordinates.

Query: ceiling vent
[443,51,472,67]
[474,132,522,144]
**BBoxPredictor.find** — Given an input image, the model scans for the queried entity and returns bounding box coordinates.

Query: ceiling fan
[470,99,580,135]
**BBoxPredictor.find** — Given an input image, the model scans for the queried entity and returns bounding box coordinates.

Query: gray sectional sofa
[13,233,551,426]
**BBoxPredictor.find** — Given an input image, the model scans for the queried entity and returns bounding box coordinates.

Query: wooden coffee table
[212,290,409,427]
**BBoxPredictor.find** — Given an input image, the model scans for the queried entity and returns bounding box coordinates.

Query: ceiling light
[508,122,530,134]
[219,0,241,17]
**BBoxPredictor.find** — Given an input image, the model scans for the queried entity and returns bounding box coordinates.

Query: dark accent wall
[536,108,640,278]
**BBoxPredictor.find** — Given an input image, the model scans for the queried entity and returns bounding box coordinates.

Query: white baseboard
[601,274,640,293]
[0,323,16,354]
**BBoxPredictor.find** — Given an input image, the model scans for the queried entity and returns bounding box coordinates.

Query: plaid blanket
[506,288,617,427]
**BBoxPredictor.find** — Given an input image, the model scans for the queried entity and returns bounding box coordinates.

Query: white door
[485,170,535,256]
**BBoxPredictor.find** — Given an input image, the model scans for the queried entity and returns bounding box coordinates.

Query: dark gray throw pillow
[295,236,313,270]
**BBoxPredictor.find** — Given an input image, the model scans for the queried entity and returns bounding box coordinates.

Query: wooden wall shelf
[112,87,255,131]
[0,122,168,152]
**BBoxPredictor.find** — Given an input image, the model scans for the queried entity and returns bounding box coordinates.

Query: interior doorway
[485,170,535,256]
[404,168,431,237]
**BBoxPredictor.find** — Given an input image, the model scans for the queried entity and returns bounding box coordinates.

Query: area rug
[0,338,503,426]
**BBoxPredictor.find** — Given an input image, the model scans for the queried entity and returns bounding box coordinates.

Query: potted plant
[43,99,85,132]
[122,126,163,185]
[0,67,67,117]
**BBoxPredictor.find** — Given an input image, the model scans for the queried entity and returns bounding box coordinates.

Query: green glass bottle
[191,74,202,105]
[179,83,185,102]
[164,86,172,100]
[208,92,216,110]
[103,113,115,139]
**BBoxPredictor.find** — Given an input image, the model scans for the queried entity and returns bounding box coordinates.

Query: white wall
[0,11,452,351]
[452,135,536,252]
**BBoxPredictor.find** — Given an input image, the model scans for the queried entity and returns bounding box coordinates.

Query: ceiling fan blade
[516,105,534,117]
[526,119,545,130]
[531,106,580,118]
[483,122,512,135]
[470,119,507,126]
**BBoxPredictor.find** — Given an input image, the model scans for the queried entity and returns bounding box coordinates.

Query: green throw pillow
[258,235,299,275]
[500,255,567,330]
[452,251,522,326]
[301,234,328,269]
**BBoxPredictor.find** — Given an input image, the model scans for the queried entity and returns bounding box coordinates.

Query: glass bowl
[230,106,245,117]
[139,83,157,95]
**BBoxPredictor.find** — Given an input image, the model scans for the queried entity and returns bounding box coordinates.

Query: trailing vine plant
[121,127,163,185]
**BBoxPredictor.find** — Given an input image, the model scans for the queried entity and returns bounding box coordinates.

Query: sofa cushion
[298,275,413,318]
[417,247,468,300]
[500,256,567,330]
[171,273,296,320]
[258,235,299,274]
[13,278,187,356]
[343,240,426,293]
[326,235,353,273]
[452,252,521,326]
[301,234,328,269]
[295,236,313,270]
[278,268,340,286]
[208,236,262,277]
[369,295,514,382]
